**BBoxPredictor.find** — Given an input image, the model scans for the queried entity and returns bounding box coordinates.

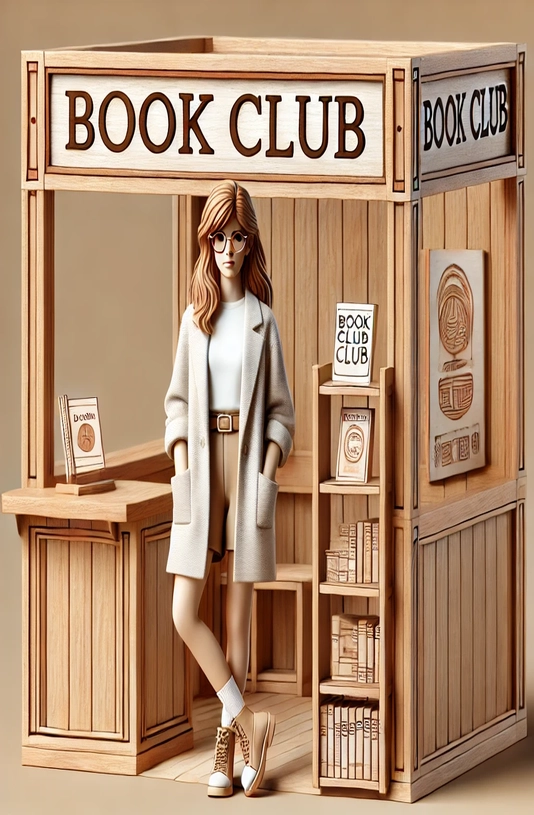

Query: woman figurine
[164,180,295,798]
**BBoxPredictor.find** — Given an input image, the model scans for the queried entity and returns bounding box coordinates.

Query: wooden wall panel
[92,542,118,734]
[421,541,436,757]
[69,541,93,732]
[420,194,445,506]
[294,198,318,452]
[418,509,514,762]
[443,189,468,499]
[460,526,474,737]
[318,199,344,544]
[466,183,492,492]
[342,199,370,529]
[419,180,515,508]
[488,181,507,479]
[272,199,295,566]
[157,538,175,724]
[472,519,486,729]
[45,539,70,730]
[144,535,158,730]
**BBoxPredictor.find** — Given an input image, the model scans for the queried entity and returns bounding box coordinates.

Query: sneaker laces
[213,727,232,774]
[232,720,250,765]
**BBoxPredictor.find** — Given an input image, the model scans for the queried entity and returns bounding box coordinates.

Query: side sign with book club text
[420,67,513,177]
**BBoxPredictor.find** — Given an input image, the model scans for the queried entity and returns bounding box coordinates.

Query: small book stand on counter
[2,36,526,801]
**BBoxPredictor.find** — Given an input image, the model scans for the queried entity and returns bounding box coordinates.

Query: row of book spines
[320,698,379,781]
[331,615,380,684]
[327,519,379,584]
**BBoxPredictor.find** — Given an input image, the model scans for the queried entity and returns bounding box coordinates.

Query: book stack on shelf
[325,521,379,584]
[320,698,379,781]
[331,614,380,683]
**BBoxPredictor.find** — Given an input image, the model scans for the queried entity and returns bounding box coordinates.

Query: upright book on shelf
[336,407,374,482]
[332,302,377,384]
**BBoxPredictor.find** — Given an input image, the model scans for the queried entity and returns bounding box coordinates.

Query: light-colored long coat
[164,289,295,582]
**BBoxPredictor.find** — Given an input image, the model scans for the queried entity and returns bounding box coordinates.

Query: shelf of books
[312,362,393,795]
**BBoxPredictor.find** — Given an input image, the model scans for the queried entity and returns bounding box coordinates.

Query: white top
[208,297,245,412]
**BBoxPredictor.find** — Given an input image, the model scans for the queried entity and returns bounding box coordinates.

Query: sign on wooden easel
[57,395,115,494]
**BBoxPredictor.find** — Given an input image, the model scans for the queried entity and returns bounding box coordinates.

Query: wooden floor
[143,693,318,795]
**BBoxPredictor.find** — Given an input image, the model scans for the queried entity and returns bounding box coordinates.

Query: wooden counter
[3,480,192,775]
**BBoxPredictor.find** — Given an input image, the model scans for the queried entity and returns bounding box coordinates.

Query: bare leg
[225,551,254,694]
[172,549,231,692]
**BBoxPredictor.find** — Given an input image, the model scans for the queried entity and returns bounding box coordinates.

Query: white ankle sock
[216,676,245,721]
[221,706,233,727]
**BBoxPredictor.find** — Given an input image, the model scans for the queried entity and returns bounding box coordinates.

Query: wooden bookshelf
[312,362,394,795]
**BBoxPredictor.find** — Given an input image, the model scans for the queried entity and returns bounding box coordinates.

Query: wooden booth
[2,36,527,801]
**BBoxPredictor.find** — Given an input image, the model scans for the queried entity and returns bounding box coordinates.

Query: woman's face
[211,215,250,281]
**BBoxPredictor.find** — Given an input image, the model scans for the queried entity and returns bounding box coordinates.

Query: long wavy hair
[190,180,272,334]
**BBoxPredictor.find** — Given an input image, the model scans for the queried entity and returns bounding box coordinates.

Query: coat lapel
[190,318,210,436]
[240,289,265,438]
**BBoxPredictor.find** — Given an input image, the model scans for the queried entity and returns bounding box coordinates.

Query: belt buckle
[217,413,232,433]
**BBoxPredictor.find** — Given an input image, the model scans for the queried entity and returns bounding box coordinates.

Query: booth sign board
[45,61,518,189]
[420,67,513,179]
[49,73,385,180]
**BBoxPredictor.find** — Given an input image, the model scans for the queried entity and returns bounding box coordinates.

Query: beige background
[1,1,532,813]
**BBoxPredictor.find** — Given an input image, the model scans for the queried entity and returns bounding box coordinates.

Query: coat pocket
[171,469,192,524]
[256,471,279,530]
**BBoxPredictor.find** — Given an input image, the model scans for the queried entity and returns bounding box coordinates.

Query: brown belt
[209,413,240,433]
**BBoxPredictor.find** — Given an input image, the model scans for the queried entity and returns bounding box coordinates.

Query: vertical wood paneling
[272,199,295,568]
[318,200,343,543]
[294,198,317,452]
[443,189,468,499]
[489,182,507,478]
[420,509,514,759]
[496,513,511,714]
[422,542,436,758]
[504,178,519,481]
[157,540,174,724]
[484,517,497,722]
[393,525,404,773]
[253,197,272,277]
[69,541,92,732]
[448,531,461,743]
[394,203,405,510]
[460,526,473,736]
[368,202,388,480]
[342,200,370,526]
[144,538,158,730]
[273,592,295,671]
[420,194,445,505]
[466,183,492,491]
[46,539,70,729]
[275,494,295,563]
[92,543,117,733]
[271,198,295,393]
[435,540,448,748]
[472,519,486,729]
[293,199,317,567]
[368,202,388,379]
[294,495,312,565]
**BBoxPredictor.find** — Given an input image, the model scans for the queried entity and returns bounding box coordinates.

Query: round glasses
[209,230,248,254]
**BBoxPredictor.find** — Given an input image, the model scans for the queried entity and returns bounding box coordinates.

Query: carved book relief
[428,250,485,481]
